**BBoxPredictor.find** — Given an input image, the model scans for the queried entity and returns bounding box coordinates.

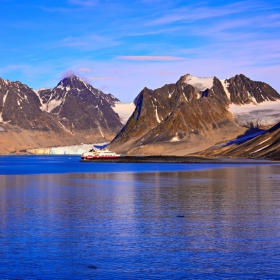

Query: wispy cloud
[55,35,121,50]
[156,71,174,75]
[147,1,270,25]
[2,0,280,100]
[117,56,186,61]
[0,64,52,78]
[68,0,97,7]
[38,6,83,13]
[88,76,114,81]
[79,67,94,73]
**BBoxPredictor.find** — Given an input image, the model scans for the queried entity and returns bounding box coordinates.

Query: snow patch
[229,100,280,114]
[0,90,9,122]
[33,88,45,108]
[170,133,180,142]
[248,91,257,103]
[44,99,63,112]
[250,144,270,154]
[155,106,161,123]
[184,75,214,91]
[259,137,271,145]
[220,79,231,100]
[33,88,46,94]
[182,92,188,101]
[112,102,136,124]
[98,126,104,137]
[3,91,8,105]
[168,89,175,98]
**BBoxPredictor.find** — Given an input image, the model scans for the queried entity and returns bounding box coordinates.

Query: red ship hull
[81,155,120,160]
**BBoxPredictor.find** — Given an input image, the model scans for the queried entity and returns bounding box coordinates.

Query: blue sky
[1,0,280,101]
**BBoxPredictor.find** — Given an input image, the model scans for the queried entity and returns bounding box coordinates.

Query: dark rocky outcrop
[224,74,279,104]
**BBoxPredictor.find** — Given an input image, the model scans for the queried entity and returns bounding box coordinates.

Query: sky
[0,0,280,101]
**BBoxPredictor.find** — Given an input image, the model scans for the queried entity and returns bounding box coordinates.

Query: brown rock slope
[195,122,280,160]
[109,75,246,156]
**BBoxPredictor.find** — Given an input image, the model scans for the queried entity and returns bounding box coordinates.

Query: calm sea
[1,156,280,279]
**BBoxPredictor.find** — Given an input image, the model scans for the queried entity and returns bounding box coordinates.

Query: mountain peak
[177,74,214,91]
[60,75,84,85]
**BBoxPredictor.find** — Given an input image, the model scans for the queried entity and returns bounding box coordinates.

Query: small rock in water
[88,265,97,269]
[177,215,185,218]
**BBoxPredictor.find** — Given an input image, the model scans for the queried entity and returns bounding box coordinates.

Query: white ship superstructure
[81,147,120,160]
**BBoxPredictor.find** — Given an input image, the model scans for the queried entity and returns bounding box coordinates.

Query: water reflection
[1,165,280,278]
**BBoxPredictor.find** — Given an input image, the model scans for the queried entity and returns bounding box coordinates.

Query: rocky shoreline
[80,156,276,164]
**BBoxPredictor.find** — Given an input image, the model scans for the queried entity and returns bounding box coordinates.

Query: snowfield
[183,75,214,91]
[229,100,280,129]
[112,102,135,124]
[28,143,109,155]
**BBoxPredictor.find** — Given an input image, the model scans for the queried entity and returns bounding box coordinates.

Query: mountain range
[109,74,280,156]
[1,73,280,157]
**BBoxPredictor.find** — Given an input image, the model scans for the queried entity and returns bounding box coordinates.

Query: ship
[81,147,121,160]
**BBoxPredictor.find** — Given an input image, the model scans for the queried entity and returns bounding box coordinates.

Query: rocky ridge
[109,74,280,155]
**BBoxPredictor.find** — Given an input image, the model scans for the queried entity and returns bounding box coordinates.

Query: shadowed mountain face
[0,78,61,131]
[0,76,123,153]
[195,122,280,160]
[38,76,122,134]
[109,74,280,156]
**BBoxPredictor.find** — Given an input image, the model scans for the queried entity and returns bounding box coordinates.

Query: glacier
[28,143,109,155]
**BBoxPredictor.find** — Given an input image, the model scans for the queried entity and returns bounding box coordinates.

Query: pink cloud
[60,70,76,79]
[59,69,92,84]
[79,67,94,73]
[117,56,186,61]
[156,71,174,75]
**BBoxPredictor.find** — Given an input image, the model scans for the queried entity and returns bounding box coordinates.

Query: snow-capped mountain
[220,74,280,129]
[37,76,123,136]
[109,74,280,156]
[183,74,280,130]
[0,76,124,153]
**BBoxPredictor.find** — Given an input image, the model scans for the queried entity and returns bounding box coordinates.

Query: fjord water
[1,156,280,279]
